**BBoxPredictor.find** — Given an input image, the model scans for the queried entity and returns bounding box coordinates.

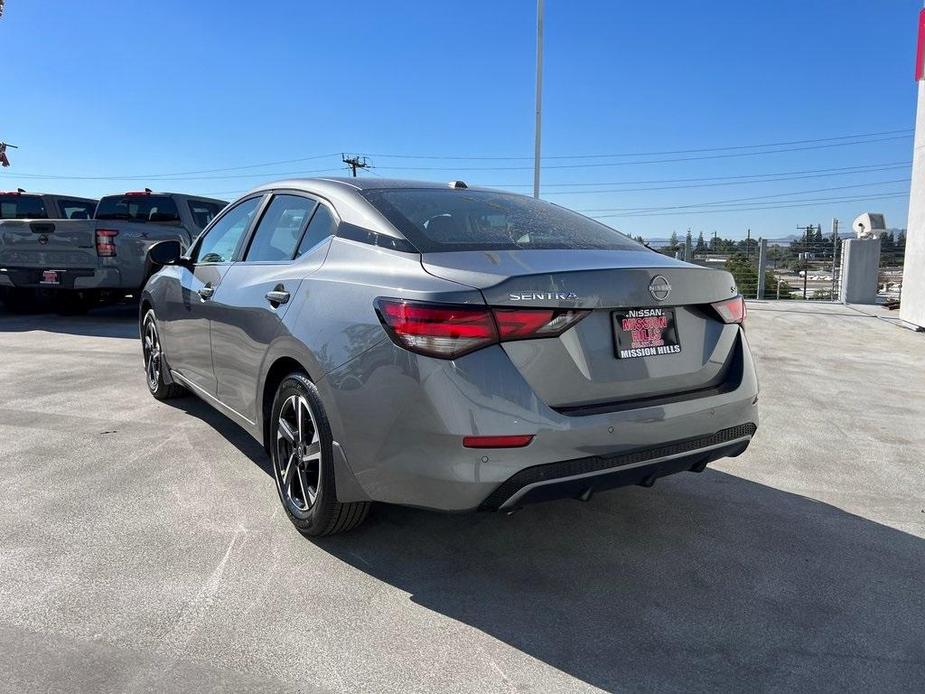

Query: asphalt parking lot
[0,301,923,693]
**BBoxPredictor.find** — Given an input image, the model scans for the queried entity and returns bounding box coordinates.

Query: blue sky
[0,0,920,239]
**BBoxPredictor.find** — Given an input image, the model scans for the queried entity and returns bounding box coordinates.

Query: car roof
[0,191,98,201]
[248,177,496,195]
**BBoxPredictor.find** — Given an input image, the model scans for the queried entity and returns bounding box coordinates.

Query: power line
[362,128,913,161]
[0,131,912,182]
[0,166,346,182]
[540,163,913,196]
[592,191,910,219]
[489,160,912,188]
[0,153,343,181]
[579,178,911,213]
[368,134,912,171]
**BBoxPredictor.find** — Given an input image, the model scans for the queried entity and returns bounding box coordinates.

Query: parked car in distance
[140,178,758,536]
[0,189,227,313]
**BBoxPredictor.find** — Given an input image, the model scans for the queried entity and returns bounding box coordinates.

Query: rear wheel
[270,373,370,536]
[0,288,39,314]
[142,309,186,400]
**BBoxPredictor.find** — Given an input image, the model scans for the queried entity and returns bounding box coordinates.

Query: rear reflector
[711,295,746,324]
[375,298,590,359]
[96,228,118,257]
[463,435,534,448]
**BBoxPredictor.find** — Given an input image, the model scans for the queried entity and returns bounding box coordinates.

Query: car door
[160,194,265,396]
[211,192,338,423]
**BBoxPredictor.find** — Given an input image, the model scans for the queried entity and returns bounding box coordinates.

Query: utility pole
[746,228,751,259]
[533,0,544,199]
[341,154,370,178]
[796,223,816,299]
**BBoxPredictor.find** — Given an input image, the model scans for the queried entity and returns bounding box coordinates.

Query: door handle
[265,289,290,306]
[198,284,214,300]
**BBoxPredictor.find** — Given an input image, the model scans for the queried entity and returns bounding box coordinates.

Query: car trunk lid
[422,249,742,409]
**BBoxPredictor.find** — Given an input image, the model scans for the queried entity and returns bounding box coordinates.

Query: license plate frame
[612,307,682,359]
[40,270,61,285]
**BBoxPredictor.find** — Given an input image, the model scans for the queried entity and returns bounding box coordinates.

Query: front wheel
[142,309,186,400]
[270,373,370,536]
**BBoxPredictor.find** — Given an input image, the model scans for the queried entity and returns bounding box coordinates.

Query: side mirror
[147,240,185,266]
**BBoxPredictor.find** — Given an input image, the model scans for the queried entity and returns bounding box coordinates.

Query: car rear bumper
[318,327,759,511]
[481,424,755,510]
[0,266,122,290]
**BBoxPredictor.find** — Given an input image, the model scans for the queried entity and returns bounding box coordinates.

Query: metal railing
[652,233,906,303]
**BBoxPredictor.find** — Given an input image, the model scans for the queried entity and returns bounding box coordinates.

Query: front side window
[245,194,316,262]
[0,194,47,219]
[188,200,226,230]
[96,195,181,224]
[193,196,262,264]
[58,199,96,220]
[360,189,643,253]
[295,204,337,257]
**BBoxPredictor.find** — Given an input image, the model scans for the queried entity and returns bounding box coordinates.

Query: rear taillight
[96,228,118,257]
[375,299,497,358]
[493,308,589,340]
[711,295,746,324]
[375,298,590,359]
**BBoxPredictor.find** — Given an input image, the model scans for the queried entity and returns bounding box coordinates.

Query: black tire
[270,372,370,536]
[56,292,97,315]
[1,288,39,314]
[141,309,187,400]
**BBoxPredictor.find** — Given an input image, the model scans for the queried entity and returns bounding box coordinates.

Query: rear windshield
[0,194,48,219]
[187,199,226,230]
[58,199,97,220]
[360,188,642,253]
[95,195,181,224]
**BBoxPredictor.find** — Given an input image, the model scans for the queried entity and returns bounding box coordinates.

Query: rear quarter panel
[259,236,481,445]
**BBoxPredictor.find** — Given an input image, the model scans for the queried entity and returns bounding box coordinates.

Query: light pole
[533,0,544,198]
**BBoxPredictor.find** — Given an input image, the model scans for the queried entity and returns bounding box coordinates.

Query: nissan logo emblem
[649,275,671,301]
[38,234,49,246]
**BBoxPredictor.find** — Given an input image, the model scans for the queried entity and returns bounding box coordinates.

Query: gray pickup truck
[0,190,227,312]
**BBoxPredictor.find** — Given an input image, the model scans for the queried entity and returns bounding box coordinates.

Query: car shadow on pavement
[314,471,925,692]
[161,394,273,477]
[0,303,139,338]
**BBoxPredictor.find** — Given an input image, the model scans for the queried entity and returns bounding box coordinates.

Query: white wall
[901,80,925,328]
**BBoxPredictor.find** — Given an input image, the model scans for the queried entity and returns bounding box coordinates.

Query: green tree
[695,231,706,253]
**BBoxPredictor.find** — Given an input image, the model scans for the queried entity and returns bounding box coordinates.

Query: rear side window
[296,204,337,257]
[360,189,643,253]
[245,194,316,262]
[187,200,225,230]
[0,194,47,219]
[57,199,96,220]
[95,195,181,224]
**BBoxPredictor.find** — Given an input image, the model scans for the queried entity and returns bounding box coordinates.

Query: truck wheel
[142,309,186,400]
[56,292,97,315]
[1,289,39,314]
[270,373,370,536]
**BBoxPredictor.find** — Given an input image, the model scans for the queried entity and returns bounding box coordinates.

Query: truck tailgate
[0,220,98,268]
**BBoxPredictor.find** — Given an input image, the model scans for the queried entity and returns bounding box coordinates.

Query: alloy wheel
[143,319,161,390]
[275,394,322,515]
